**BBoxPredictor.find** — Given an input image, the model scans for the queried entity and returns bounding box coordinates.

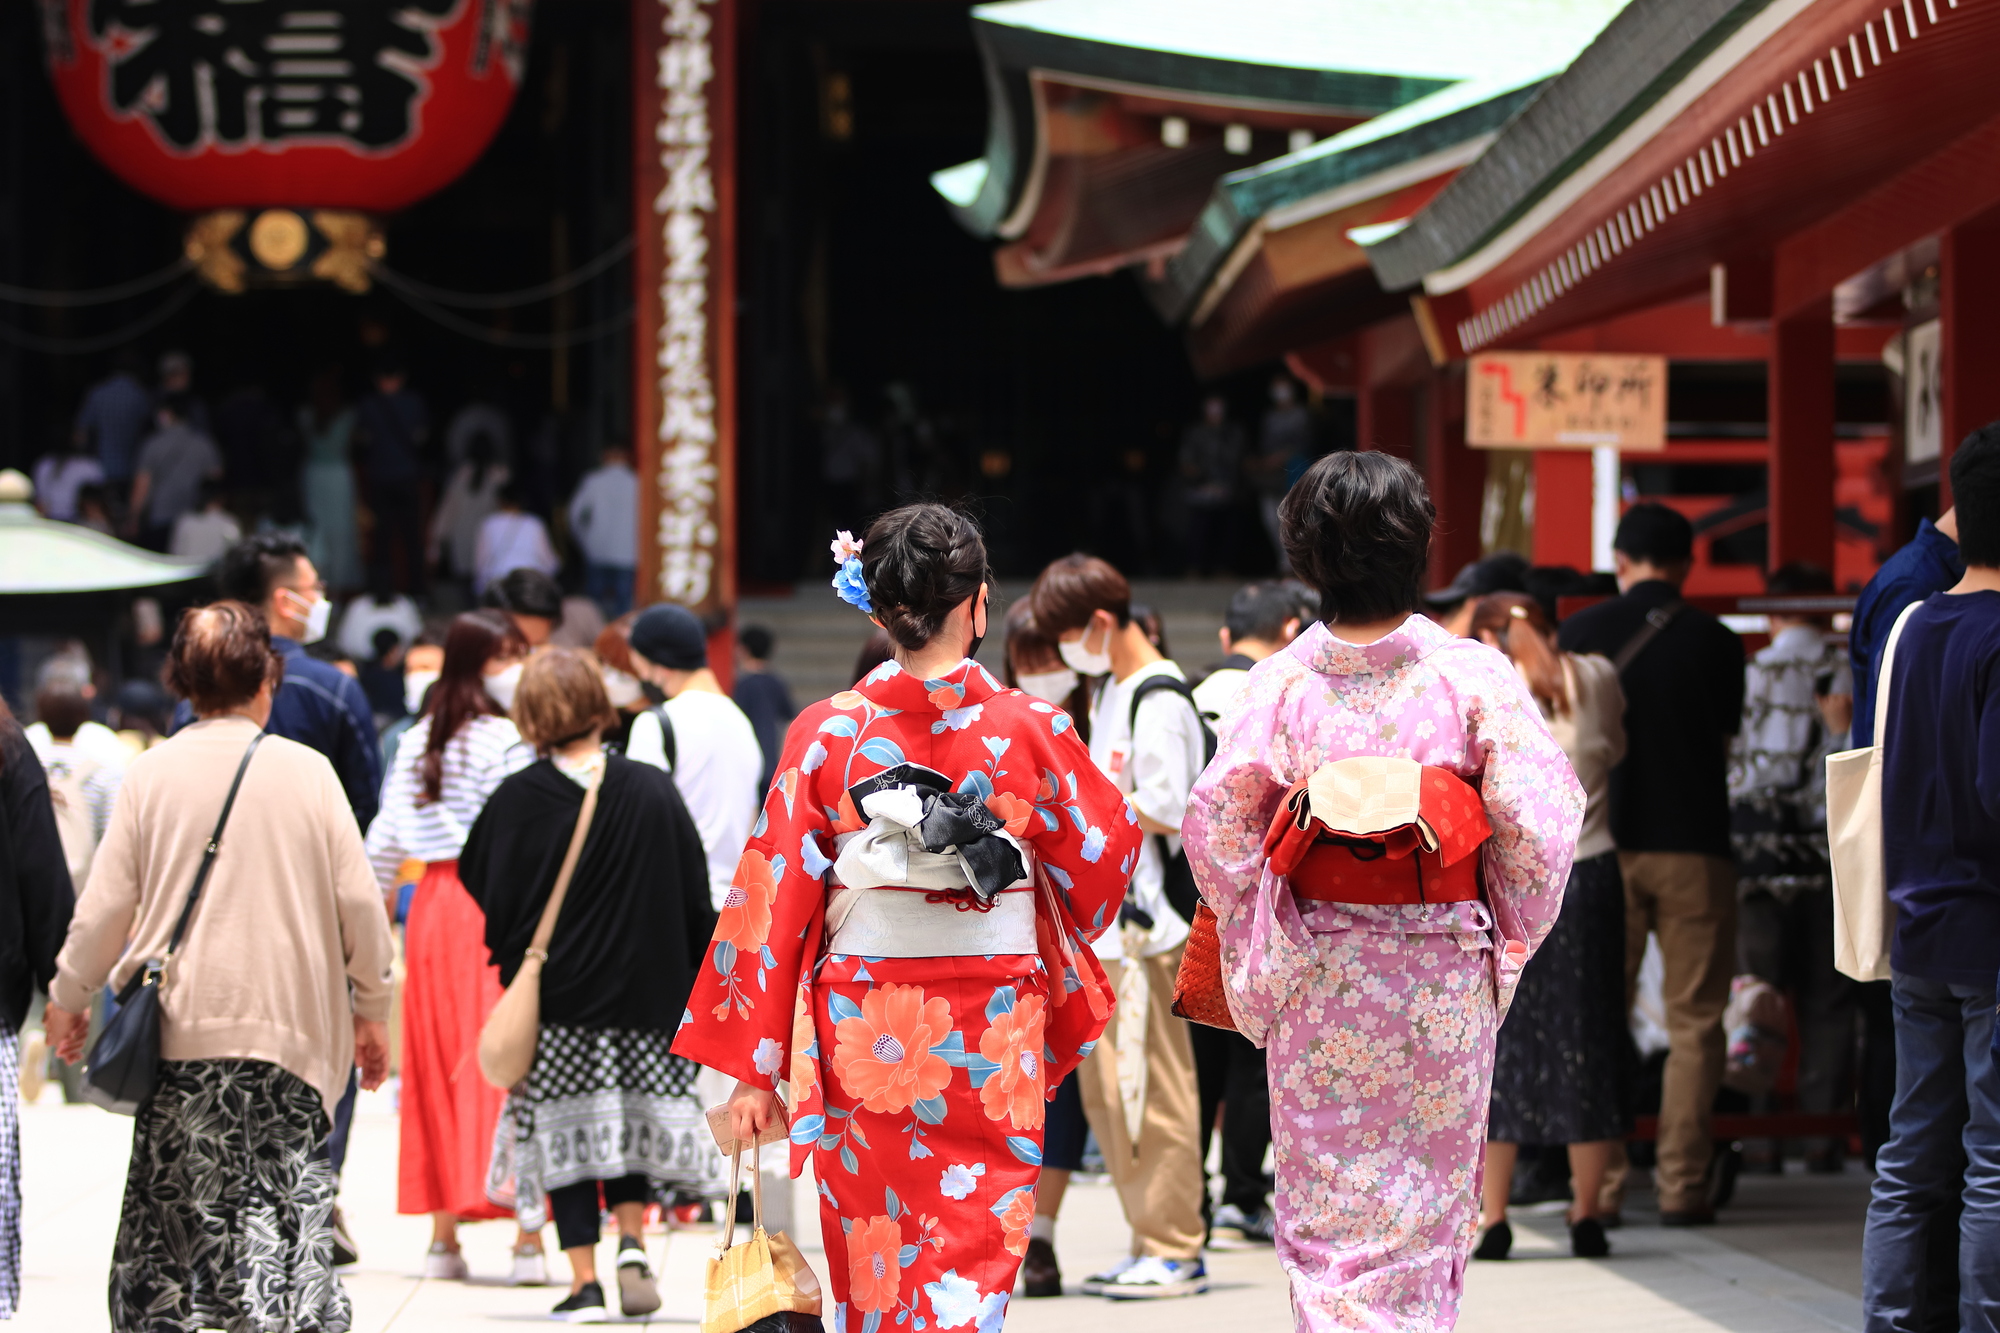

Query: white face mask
[1016,668,1079,704]
[483,661,524,711]
[602,666,643,708]
[1057,622,1113,678]
[404,669,440,716]
[284,589,332,644]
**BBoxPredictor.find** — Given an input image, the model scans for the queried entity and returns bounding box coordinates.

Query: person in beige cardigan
[45,601,394,1333]
[1465,591,1634,1261]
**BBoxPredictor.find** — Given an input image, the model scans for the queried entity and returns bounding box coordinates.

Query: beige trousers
[1620,852,1738,1212]
[1078,943,1207,1260]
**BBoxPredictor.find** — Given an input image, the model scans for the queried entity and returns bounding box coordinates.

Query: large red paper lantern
[43,0,534,213]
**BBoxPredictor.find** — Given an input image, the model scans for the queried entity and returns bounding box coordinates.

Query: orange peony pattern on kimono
[978,993,1048,1131]
[673,658,1139,1333]
[831,984,954,1114]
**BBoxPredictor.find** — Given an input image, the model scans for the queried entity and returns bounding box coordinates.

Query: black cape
[461,754,717,1034]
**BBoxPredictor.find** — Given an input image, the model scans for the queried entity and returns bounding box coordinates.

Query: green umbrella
[0,469,205,594]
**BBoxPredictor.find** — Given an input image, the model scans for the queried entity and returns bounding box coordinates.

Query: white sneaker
[1079,1254,1140,1296]
[512,1242,549,1286]
[424,1243,469,1280]
[1102,1255,1209,1300]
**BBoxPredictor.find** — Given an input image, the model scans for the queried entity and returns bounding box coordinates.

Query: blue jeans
[585,563,634,619]
[326,1065,358,1179]
[1863,971,2000,1332]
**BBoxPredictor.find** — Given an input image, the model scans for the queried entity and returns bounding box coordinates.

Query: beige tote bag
[1824,601,1919,983]
[478,768,602,1090]
[702,1138,823,1333]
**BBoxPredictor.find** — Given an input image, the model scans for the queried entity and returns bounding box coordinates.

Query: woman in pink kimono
[1182,453,1584,1331]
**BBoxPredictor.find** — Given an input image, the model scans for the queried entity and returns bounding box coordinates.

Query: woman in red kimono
[674,504,1139,1333]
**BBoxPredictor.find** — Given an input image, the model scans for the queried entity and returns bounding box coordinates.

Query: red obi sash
[1262,758,1491,906]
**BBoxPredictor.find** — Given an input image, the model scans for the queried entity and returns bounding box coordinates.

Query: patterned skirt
[1486,851,1637,1144]
[112,1059,346,1333]
[1,1021,19,1320]
[486,1023,719,1232]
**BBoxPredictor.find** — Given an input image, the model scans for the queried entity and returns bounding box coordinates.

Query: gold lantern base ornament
[186,210,386,294]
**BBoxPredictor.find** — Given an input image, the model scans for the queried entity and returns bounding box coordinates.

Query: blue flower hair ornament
[829,530,872,613]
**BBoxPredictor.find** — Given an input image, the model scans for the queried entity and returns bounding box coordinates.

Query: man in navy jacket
[174,534,382,1262]
[1865,428,2000,1332]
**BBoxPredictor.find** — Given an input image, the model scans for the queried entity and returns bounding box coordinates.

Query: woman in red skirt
[367,609,534,1279]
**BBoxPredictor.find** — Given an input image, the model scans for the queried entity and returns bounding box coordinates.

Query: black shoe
[329,1206,358,1267]
[1021,1236,1062,1297]
[616,1237,661,1318]
[1569,1217,1610,1258]
[1472,1219,1512,1260]
[1659,1206,1717,1227]
[552,1282,608,1323]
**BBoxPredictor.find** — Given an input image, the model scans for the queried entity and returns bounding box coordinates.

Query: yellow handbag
[703,1138,824,1333]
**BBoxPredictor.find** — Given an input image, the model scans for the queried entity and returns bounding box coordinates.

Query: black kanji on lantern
[88,0,458,150]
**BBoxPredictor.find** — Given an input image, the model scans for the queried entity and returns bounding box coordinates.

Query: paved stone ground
[15,1088,1870,1332]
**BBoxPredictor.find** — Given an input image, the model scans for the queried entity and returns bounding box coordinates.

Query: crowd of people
[0,429,1994,1333]
[46,348,639,615]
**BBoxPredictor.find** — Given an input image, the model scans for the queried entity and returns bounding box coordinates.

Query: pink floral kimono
[1182,616,1583,1331]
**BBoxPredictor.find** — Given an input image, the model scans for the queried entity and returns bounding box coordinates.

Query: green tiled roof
[944,0,1633,272]
[974,0,1628,83]
[1147,0,1631,323]
[1366,0,1772,291]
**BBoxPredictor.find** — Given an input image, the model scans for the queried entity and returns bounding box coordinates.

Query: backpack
[651,705,679,770]
[1126,674,1217,925]
[45,752,103,886]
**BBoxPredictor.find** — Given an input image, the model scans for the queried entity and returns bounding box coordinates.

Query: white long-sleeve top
[365,713,530,887]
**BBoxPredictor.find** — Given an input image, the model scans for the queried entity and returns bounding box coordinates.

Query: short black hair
[1224,580,1318,645]
[483,567,564,621]
[739,624,775,660]
[216,533,309,605]
[1951,420,2000,566]
[1278,452,1434,624]
[1613,503,1694,566]
[157,391,193,423]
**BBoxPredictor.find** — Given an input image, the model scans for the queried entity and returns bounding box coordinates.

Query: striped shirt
[366,713,531,889]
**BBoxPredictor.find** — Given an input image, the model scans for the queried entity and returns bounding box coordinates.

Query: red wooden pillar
[1941,203,2000,503]
[1356,322,1419,459]
[1426,367,1483,585]
[1533,451,1594,569]
[1768,296,1836,573]
[1359,384,1416,458]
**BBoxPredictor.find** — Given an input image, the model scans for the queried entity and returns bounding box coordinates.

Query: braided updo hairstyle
[861,503,989,651]
[1279,451,1435,624]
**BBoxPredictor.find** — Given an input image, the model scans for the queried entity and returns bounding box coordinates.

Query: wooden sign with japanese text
[1467,353,1667,451]
[633,0,736,619]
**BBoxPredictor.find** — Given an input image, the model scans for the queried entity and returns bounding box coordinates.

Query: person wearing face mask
[190,535,386,1265]
[1029,553,1213,1300]
[676,505,1139,1332]
[1001,597,1095,1300]
[364,610,540,1281]
[1181,580,1318,1255]
[621,604,764,914]
[194,536,383,826]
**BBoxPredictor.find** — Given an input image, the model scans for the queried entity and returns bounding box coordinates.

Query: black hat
[1423,552,1530,608]
[629,603,709,671]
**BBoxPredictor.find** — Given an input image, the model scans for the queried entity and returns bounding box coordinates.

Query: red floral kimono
[674,657,1138,1333]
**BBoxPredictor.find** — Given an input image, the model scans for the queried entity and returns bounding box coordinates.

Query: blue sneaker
[1102,1255,1208,1299]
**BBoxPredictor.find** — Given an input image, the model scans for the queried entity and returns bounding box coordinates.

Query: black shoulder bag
[1612,599,1686,674]
[1126,676,1218,927]
[82,732,266,1116]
